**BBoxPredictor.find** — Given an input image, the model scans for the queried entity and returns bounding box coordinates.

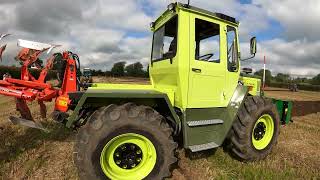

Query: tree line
[243,69,320,91]
[251,69,320,85]
[90,61,149,78]
[92,62,320,87]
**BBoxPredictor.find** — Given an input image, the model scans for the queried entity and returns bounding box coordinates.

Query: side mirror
[241,37,257,61]
[230,65,237,71]
[241,67,253,74]
[229,63,237,72]
[250,37,257,55]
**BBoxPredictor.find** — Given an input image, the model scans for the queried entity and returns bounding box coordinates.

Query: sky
[0,0,319,77]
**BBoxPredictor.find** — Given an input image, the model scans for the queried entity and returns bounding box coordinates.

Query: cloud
[242,39,320,77]
[87,0,153,32]
[120,36,151,58]
[15,0,83,36]
[70,27,124,53]
[0,3,16,33]
[0,0,319,77]
[253,0,320,41]
[74,34,151,69]
[238,3,269,39]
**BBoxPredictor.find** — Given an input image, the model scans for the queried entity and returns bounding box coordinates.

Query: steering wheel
[199,53,214,61]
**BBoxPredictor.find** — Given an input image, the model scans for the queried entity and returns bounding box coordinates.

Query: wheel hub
[113,143,143,169]
[253,122,266,140]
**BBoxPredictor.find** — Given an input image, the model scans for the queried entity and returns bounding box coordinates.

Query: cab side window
[195,18,220,63]
[227,26,239,72]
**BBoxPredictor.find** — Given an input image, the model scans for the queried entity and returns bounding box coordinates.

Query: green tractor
[80,67,93,84]
[59,3,292,179]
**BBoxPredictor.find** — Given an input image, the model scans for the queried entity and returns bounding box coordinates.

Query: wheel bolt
[115,152,120,157]
[122,165,127,169]
[136,150,141,154]
[131,164,136,168]
[131,145,135,150]
[116,160,121,165]
[136,158,141,162]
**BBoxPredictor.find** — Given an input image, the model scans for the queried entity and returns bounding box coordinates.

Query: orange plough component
[0,39,79,123]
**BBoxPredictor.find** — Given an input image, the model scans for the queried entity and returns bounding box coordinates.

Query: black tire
[74,103,177,180]
[227,96,280,161]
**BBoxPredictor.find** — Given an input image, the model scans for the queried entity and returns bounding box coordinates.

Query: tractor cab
[149,3,257,109]
[80,67,93,85]
[82,68,92,78]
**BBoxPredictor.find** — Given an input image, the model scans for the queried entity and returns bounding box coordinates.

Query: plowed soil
[264,87,320,117]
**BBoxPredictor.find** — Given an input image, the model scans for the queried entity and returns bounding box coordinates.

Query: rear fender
[66,89,181,134]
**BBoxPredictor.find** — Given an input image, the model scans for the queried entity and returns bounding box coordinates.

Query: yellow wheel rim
[252,114,274,150]
[100,133,157,180]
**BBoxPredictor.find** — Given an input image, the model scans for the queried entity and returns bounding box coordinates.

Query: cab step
[189,141,219,152]
[187,119,224,127]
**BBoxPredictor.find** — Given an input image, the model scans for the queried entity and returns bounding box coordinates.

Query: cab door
[187,16,227,108]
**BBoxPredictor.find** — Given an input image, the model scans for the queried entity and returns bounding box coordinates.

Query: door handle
[192,68,201,73]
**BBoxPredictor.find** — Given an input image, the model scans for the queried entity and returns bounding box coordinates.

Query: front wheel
[227,96,280,161]
[74,103,177,180]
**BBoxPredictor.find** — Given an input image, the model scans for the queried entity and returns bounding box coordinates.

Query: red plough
[0,37,80,131]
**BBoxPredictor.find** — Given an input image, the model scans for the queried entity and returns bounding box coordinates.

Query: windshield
[151,16,178,61]
[83,70,92,76]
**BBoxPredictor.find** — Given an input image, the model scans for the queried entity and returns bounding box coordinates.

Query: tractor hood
[89,83,175,105]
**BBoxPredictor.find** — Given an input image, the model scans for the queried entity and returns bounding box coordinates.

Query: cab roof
[153,3,239,27]
[182,3,238,24]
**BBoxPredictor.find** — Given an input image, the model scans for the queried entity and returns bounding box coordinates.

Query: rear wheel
[74,103,177,180]
[228,96,280,161]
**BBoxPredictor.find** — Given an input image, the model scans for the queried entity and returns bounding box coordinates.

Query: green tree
[254,69,273,85]
[105,71,112,76]
[125,62,145,77]
[275,73,290,83]
[111,61,126,76]
[311,74,320,85]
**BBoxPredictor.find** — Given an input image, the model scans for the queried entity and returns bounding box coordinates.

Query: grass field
[0,77,319,179]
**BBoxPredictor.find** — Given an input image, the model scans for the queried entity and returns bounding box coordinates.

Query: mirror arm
[240,53,256,61]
